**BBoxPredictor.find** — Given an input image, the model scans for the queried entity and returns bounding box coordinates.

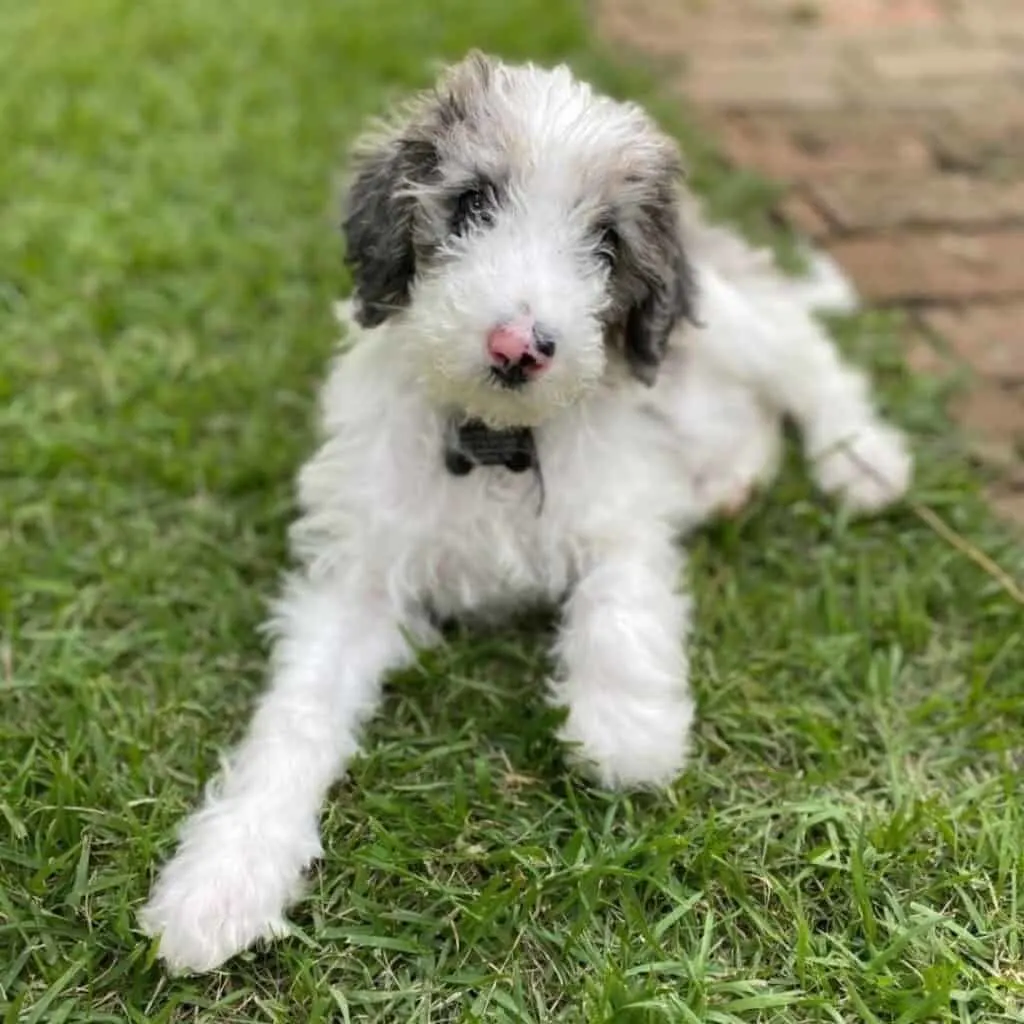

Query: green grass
[2,0,1024,1020]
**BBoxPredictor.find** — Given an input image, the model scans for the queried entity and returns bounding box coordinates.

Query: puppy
[140,52,911,973]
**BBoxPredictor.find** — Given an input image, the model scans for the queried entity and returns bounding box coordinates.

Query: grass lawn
[3,0,1024,1020]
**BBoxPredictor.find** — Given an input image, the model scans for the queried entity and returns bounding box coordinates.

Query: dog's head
[342,52,696,427]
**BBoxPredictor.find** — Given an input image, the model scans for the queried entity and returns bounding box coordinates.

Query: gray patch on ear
[341,52,500,326]
[619,186,697,386]
[624,222,695,385]
[341,135,439,327]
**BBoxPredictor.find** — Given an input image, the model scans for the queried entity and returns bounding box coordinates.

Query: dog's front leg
[550,537,694,789]
[139,572,429,974]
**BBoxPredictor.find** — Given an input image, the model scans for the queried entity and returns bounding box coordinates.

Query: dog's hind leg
[689,266,912,514]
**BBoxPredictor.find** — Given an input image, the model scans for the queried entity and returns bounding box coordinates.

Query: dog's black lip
[489,365,529,390]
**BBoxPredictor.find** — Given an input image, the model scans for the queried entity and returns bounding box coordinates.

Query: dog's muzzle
[486,317,556,390]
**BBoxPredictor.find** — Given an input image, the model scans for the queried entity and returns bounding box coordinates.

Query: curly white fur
[140,53,911,973]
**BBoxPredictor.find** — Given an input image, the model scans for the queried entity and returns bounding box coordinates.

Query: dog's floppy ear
[621,190,696,386]
[342,53,498,327]
[613,130,697,385]
[342,131,438,327]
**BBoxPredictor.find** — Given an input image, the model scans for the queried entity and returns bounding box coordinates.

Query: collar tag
[443,418,537,475]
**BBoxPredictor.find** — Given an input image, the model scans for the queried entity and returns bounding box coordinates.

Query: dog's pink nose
[487,322,533,365]
[486,319,555,376]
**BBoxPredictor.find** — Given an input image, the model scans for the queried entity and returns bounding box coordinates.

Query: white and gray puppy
[140,52,911,973]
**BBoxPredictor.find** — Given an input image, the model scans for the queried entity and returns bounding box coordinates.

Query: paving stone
[930,108,1024,176]
[713,111,936,182]
[594,1,680,59]
[964,434,1024,475]
[809,174,1024,231]
[863,77,1023,112]
[951,0,1024,40]
[828,232,1024,303]
[950,385,1024,476]
[1008,462,1024,490]
[595,0,800,60]
[868,44,1018,82]
[594,0,701,59]
[808,0,945,30]
[922,305,1024,381]
[778,191,834,239]
[952,385,1024,447]
[680,50,853,109]
[856,43,1023,109]
[987,487,1024,527]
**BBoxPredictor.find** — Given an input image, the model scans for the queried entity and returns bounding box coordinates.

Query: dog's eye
[452,185,495,235]
[596,224,620,269]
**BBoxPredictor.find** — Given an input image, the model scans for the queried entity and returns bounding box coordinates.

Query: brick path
[597,0,1024,525]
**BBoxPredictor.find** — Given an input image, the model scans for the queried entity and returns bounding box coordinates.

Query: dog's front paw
[139,822,318,973]
[558,689,694,790]
[812,421,912,514]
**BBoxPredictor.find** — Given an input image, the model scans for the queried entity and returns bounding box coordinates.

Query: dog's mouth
[488,364,530,390]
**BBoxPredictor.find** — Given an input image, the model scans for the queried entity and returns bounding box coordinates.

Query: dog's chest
[407,406,690,616]
[416,462,569,616]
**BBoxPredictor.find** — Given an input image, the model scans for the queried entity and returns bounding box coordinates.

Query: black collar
[443,418,538,476]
